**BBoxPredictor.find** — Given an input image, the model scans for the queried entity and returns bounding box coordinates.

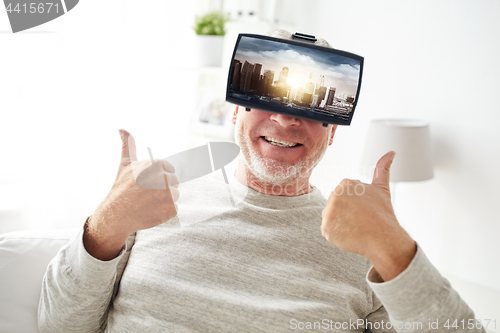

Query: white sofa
[1,229,498,333]
[0,229,78,333]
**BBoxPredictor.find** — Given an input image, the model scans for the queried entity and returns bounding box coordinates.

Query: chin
[246,156,309,185]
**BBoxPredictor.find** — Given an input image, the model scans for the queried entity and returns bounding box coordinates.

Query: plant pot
[195,35,224,67]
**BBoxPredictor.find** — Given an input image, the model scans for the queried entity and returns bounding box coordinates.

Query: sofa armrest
[0,229,78,333]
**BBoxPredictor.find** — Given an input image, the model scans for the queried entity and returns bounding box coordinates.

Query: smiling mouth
[262,136,301,148]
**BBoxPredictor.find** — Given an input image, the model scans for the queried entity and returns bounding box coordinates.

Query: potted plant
[193,11,228,67]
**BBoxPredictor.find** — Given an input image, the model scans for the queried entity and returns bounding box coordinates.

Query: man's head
[231,30,337,195]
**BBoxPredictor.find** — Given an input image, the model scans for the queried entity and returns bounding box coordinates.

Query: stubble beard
[235,117,329,186]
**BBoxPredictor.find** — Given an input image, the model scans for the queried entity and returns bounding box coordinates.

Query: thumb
[371,151,396,191]
[119,129,138,164]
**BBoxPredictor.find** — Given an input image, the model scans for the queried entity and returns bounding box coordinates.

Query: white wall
[302,0,500,293]
[0,0,200,231]
[0,0,498,311]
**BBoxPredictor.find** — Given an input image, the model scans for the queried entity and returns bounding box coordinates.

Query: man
[39,32,483,332]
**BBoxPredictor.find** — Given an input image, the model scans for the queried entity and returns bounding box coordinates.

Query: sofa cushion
[0,229,78,333]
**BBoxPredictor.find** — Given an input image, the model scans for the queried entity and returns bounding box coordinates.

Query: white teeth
[264,136,298,147]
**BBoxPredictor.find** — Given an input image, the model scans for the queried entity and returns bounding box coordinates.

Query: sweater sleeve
[38,227,135,333]
[366,244,485,333]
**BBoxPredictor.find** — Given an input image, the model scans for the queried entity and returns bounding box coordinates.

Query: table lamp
[360,119,434,202]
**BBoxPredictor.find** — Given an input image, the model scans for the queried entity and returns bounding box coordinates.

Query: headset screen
[226,34,364,126]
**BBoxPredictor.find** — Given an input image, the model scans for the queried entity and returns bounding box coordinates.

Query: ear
[328,125,338,146]
[231,106,239,125]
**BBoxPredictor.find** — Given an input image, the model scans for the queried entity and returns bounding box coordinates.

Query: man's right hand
[83,129,179,261]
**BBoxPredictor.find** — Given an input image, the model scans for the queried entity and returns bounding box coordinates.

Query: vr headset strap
[292,32,317,44]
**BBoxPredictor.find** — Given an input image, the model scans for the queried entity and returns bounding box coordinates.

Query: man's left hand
[321,151,417,282]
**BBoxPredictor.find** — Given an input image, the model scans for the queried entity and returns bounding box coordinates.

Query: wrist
[367,236,417,282]
[83,215,130,261]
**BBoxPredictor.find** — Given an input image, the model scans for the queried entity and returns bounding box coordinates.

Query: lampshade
[361,119,433,182]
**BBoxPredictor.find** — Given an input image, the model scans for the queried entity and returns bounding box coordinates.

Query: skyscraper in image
[317,86,327,106]
[250,63,262,92]
[303,93,312,105]
[277,67,289,85]
[316,75,325,89]
[240,61,254,93]
[311,94,320,108]
[297,86,304,103]
[305,72,315,94]
[326,87,336,105]
[263,70,274,96]
[314,75,326,97]
[231,60,241,91]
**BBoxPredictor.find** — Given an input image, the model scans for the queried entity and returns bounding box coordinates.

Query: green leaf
[193,11,228,35]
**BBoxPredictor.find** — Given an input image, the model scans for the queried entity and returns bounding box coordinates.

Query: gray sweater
[38,169,483,332]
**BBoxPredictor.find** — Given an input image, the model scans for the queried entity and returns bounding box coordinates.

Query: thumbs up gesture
[321,151,416,281]
[83,130,179,261]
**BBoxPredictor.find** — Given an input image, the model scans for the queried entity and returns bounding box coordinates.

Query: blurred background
[1,0,499,326]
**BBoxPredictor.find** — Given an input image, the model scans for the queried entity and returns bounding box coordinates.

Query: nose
[269,113,300,127]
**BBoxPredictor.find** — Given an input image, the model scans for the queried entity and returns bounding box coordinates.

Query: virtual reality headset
[226,33,364,126]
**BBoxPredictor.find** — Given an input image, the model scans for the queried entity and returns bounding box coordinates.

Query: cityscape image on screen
[228,36,362,123]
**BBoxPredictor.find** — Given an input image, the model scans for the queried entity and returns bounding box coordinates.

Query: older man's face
[232,107,337,185]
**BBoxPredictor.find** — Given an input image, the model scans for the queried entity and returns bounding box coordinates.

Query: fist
[321,151,416,281]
